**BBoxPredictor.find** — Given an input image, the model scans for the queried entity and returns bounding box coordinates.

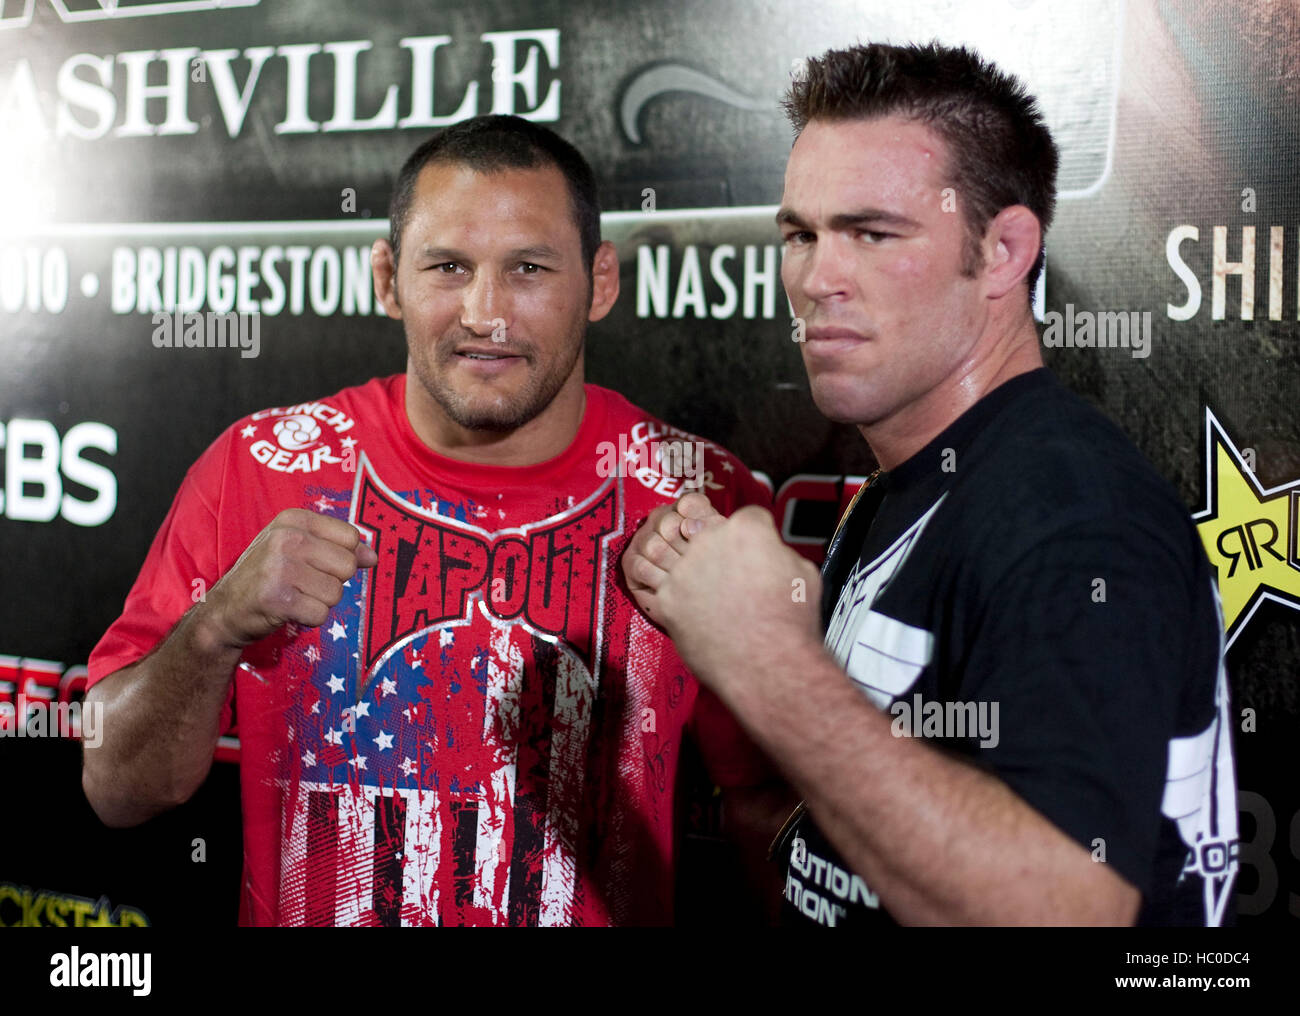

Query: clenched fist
[622,493,823,701]
[622,491,723,622]
[201,508,378,649]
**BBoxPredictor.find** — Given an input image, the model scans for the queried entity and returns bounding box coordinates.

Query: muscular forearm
[628,502,1139,923]
[82,605,243,827]
[713,640,1139,926]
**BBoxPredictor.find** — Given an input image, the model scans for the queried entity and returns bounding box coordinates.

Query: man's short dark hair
[782,42,1058,291]
[388,114,602,276]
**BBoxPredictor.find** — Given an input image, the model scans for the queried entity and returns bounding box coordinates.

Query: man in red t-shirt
[83,115,774,926]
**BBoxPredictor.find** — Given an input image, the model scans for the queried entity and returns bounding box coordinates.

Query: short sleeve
[87,429,236,734]
[957,518,1203,897]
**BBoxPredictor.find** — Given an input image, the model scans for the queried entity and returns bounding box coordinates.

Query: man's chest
[824,493,950,709]
[230,458,689,784]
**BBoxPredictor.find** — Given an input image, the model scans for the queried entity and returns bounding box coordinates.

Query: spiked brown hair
[783,42,1058,290]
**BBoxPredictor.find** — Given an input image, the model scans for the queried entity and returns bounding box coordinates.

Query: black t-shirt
[775,368,1239,927]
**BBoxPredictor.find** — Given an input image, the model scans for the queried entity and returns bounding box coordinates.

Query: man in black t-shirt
[621,42,1237,926]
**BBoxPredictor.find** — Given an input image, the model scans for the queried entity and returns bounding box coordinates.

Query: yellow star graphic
[1193,409,1300,649]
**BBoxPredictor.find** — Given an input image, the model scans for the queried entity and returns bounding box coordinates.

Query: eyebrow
[414,244,565,261]
[775,207,922,231]
[509,244,564,262]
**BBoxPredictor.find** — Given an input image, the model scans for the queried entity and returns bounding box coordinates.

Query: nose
[795,234,854,304]
[460,273,509,339]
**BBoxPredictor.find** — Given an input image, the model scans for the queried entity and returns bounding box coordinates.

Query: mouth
[450,344,529,369]
[446,345,529,379]
[804,327,871,357]
[807,327,869,343]
[454,344,526,359]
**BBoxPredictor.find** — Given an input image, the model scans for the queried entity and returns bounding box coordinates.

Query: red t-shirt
[88,375,772,926]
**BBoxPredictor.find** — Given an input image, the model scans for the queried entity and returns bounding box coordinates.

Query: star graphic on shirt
[352,701,370,718]
[310,698,321,714]
[304,645,321,664]
[302,750,316,766]
[341,436,357,449]
[314,495,332,513]
[324,728,342,745]
[374,730,394,751]
[400,757,417,777]
[328,619,347,641]
[349,755,367,771]
[381,677,397,697]
[721,459,734,472]
[240,425,256,439]
[327,674,345,694]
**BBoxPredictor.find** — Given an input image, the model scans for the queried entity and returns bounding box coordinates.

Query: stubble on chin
[409,335,583,433]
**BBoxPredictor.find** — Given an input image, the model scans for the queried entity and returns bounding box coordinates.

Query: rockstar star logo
[1193,408,1300,650]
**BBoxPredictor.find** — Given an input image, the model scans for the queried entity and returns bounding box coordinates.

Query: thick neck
[860,305,1043,471]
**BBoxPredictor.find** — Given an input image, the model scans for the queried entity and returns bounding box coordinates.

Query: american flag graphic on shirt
[236,454,628,926]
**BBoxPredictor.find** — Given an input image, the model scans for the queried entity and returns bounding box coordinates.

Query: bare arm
[728,636,1139,925]
[82,508,377,827]
[83,607,245,827]
[625,500,1139,925]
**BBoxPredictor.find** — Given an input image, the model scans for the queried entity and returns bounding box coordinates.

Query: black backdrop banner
[1,0,1297,929]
